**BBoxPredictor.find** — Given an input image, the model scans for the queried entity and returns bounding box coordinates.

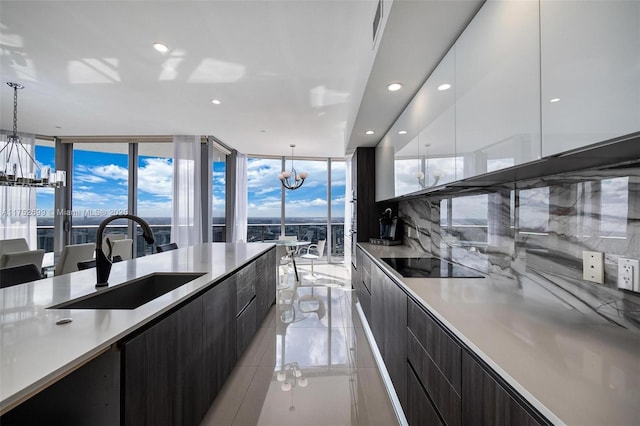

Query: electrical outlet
[618,258,640,292]
[583,251,604,284]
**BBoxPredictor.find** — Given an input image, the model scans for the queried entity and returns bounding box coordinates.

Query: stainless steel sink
[48,272,207,310]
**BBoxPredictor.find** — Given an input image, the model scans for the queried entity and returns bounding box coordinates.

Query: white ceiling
[0,0,482,158]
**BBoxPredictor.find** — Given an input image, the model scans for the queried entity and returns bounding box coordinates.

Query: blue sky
[35,146,346,220]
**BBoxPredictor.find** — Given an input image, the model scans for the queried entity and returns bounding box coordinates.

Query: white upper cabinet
[455,0,541,178]
[540,0,640,156]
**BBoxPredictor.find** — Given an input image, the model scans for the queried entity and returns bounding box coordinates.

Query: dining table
[273,240,310,281]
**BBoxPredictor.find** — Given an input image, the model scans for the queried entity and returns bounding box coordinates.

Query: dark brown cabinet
[353,246,372,321]
[351,147,377,243]
[357,248,549,426]
[256,248,276,325]
[122,295,204,426]
[203,275,237,404]
[369,256,407,410]
[461,352,545,426]
[121,248,276,426]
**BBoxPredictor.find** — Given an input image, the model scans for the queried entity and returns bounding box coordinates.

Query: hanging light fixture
[279,144,308,190]
[0,82,66,188]
[417,144,428,188]
[417,144,442,189]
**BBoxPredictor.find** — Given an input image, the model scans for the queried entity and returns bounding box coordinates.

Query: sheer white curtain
[232,153,248,242]
[344,159,352,267]
[172,135,202,248]
[0,132,37,248]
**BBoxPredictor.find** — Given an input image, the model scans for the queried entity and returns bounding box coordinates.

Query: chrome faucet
[95,214,155,287]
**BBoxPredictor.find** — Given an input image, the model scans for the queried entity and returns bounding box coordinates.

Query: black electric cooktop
[381,257,484,278]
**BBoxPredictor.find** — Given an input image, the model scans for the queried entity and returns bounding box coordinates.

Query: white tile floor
[200,262,399,426]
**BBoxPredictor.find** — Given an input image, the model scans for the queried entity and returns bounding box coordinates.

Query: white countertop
[359,243,640,426]
[0,242,273,414]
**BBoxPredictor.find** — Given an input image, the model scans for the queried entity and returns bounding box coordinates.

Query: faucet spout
[95,214,155,287]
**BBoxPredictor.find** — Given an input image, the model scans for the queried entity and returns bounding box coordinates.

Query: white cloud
[138,157,172,197]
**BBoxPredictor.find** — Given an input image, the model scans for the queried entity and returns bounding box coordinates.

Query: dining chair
[0,264,43,288]
[0,249,45,270]
[156,242,178,253]
[77,255,122,271]
[110,239,133,260]
[103,233,126,258]
[55,243,95,276]
[0,238,30,256]
[300,239,326,281]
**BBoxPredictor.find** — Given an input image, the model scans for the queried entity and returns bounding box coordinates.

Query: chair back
[0,264,43,288]
[0,238,30,256]
[279,235,297,241]
[156,242,178,253]
[110,239,133,260]
[0,249,44,269]
[103,233,126,258]
[316,239,326,257]
[55,243,95,276]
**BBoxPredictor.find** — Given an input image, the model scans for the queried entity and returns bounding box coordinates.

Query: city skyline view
[34,145,347,221]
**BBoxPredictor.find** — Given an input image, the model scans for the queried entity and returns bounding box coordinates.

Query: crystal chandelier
[0,82,66,188]
[279,144,308,190]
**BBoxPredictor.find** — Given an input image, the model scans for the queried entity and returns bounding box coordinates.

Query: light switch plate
[583,251,604,284]
[618,258,640,292]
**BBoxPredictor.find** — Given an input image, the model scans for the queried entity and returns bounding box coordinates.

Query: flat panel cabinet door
[237,298,257,357]
[407,365,444,426]
[370,265,386,355]
[123,297,204,426]
[455,0,540,178]
[382,272,407,409]
[462,352,543,426]
[540,1,640,156]
[203,276,237,405]
[256,249,276,325]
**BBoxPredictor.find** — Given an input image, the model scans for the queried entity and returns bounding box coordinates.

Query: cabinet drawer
[236,298,257,357]
[408,299,461,393]
[407,363,444,426]
[408,329,461,426]
[236,264,257,314]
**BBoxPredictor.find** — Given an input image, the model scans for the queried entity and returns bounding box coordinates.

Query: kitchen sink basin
[49,272,207,310]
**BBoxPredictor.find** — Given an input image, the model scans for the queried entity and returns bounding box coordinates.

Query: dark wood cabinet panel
[461,351,545,426]
[408,329,461,426]
[255,248,276,325]
[236,262,256,314]
[203,275,237,405]
[408,298,461,394]
[122,296,204,426]
[236,298,257,357]
[407,363,445,426]
[382,271,407,410]
[351,147,378,242]
[370,265,386,356]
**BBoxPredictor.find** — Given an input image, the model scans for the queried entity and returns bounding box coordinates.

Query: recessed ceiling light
[550,98,560,103]
[438,83,451,91]
[387,83,402,92]
[153,42,169,53]
[398,130,407,135]
[211,99,221,105]
[365,130,375,135]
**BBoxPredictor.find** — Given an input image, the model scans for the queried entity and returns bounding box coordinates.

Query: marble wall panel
[398,166,640,331]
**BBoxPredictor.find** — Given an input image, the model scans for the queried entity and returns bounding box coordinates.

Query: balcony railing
[37,223,344,260]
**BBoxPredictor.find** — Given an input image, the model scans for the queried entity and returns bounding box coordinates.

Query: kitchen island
[355,243,640,426]
[0,242,276,425]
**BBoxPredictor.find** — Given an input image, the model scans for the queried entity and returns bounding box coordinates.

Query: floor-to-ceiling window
[138,143,173,254]
[35,138,55,251]
[71,143,129,244]
[212,150,226,241]
[247,157,282,241]
[284,159,327,246]
[330,160,346,261]
[246,155,345,263]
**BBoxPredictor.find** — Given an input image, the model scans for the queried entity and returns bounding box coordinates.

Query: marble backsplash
[398,165,640,332]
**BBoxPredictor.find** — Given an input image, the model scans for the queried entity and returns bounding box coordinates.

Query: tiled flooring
[200,263,399,426]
